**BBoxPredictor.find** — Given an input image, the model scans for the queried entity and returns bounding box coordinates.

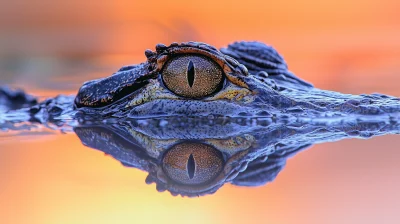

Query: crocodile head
[74,41,399,119]
[73,42,315,118]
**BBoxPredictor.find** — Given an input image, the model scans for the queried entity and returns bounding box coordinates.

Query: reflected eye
[161,55,224,98]
[162,142,224,185]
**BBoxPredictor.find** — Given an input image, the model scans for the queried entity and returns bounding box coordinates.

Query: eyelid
[146,42,250,90]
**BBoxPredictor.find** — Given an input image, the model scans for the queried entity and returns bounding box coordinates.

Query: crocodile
[1,41,399,197]
[1,41,399,126]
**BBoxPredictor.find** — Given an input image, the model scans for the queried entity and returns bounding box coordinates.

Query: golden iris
[162,55,224,98]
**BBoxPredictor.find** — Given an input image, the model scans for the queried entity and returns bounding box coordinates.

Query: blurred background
[1,1,400,224]
[1,0,400,96]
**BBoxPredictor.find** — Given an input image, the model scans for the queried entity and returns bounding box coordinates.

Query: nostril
[187,154,195,179]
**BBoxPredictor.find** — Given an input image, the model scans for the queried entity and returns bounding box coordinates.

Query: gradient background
[1,1,400,223]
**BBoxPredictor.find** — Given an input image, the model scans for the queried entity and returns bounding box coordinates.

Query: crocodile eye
[161,55,224,98]
[162,142,224,185]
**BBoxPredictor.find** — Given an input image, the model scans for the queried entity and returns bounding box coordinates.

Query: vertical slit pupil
[187,60,195,88]
[187,154,195,179]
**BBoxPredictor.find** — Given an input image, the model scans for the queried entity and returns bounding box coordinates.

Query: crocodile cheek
[162,55,224,98]
[162,142,224,185]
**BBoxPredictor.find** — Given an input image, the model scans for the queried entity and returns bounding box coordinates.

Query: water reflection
[74,116,399,197]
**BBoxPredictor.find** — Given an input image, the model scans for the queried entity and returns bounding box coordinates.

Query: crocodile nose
[74,81,99,108]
